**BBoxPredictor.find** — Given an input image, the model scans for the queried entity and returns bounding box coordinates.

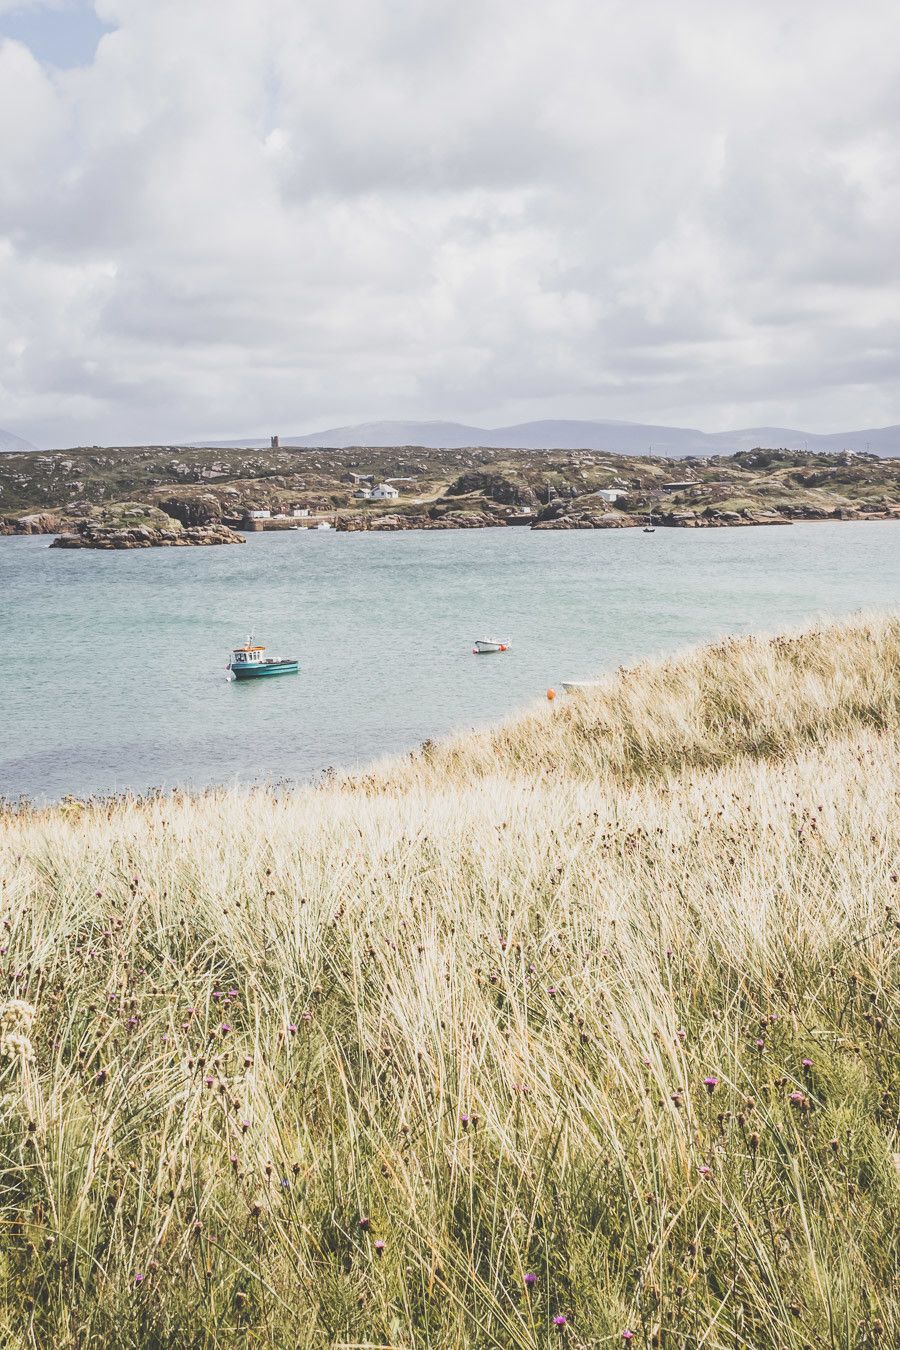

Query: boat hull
[230,661,298,680]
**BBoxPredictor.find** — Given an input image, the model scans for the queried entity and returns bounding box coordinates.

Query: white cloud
[1,0,899,445]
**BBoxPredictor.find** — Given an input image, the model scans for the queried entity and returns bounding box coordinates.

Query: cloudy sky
[1,0,899,447]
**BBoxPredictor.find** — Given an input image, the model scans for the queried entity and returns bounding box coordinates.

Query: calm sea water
[1,522,898,802]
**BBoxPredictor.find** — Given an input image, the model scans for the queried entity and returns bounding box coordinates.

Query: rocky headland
[1,444,898,540]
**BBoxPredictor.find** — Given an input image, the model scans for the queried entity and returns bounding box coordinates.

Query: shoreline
[5,606,897,816]
[2,510,899,541]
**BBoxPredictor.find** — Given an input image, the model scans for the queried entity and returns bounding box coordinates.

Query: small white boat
[473,638,510,654]
[316,521,333,530]
[561,680,602,693]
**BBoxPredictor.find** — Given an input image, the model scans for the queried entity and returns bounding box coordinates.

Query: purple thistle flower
[801,1057,813,1068]
[622,1334,635,1343]
[374,1239,385,1253]
[553,1314,568,1328]
[703,1076,719,1094]
[524,1272,537,1287]
[134,1273,144,1284]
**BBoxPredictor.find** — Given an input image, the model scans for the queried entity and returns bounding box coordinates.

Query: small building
[292,507,310,518]
[370,482,400,500]
[349,472,374,484]
[248,509,271,520]
[594,488,627,504]
[354,487,373,500]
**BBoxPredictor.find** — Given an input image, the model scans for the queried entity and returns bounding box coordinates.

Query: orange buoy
[547,688,556,701]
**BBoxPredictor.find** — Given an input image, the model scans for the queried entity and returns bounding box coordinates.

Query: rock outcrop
[51,522,243,549]
[0,512,61,535]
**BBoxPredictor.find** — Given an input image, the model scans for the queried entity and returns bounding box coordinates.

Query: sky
[1,0,899,448]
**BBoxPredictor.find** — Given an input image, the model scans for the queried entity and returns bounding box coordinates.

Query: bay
[1,521,897,802]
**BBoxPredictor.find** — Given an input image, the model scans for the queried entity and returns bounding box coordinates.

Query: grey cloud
[1,0,899,446]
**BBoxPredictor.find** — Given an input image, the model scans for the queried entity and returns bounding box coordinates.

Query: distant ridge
[0,427,37,452]
[192,418,900,456]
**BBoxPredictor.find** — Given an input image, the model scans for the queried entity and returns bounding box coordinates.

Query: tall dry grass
[0,614,897,1348]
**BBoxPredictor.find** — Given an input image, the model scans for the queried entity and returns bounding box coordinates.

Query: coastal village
[1,440,899,545]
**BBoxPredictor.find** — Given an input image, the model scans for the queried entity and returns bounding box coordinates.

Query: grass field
[0,616,897,1347]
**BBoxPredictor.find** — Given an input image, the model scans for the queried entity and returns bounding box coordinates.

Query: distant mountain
[0,428,37,452]
[194,418,900,456]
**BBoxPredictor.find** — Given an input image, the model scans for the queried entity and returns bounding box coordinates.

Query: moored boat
[473,638,510,654]
[228,637,298,680]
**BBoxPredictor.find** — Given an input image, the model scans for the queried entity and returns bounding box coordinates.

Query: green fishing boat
[228,636,298,680]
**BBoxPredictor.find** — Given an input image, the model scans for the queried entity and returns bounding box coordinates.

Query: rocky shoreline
[331,505,897,531]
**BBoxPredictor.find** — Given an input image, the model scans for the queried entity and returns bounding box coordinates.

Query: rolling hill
[193,417,900,455]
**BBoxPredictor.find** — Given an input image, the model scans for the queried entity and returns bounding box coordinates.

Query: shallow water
[1,521,898,801]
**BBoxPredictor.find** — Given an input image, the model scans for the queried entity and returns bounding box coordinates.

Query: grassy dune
[0,616,898,1347]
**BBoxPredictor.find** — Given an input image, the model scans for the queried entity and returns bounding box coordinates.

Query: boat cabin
[231,641,267,669]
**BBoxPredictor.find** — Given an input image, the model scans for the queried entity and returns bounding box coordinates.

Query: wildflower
[220,1024,232,1035]
[461,1114,470,1129]
[0,1000,36,1031]
[524,1272,537,1287]
[801,1058,813,1068]
[623,1334,635,1343]
[134,1273,144,1285]
[675,1027,686,1041]
[553,1314,568,1328]
[789,1091,806,1106]
[703,1076,719,1094]
[754,1039,765,1051]
[698,1164,712,1178]
[358,1216,370,1229]
[0,1000,37,1068]
[670,1092,683,1107]
[374,1239,385,1255]
[288,1024,297,1035]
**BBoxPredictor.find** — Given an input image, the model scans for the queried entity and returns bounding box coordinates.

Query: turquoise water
[1,522,898,802]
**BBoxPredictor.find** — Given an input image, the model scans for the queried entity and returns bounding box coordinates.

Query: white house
[292,507,310,518]
[353,486,373,500]
[370,482,400,500]
[248,509,271,520]
[594,488,626,504]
